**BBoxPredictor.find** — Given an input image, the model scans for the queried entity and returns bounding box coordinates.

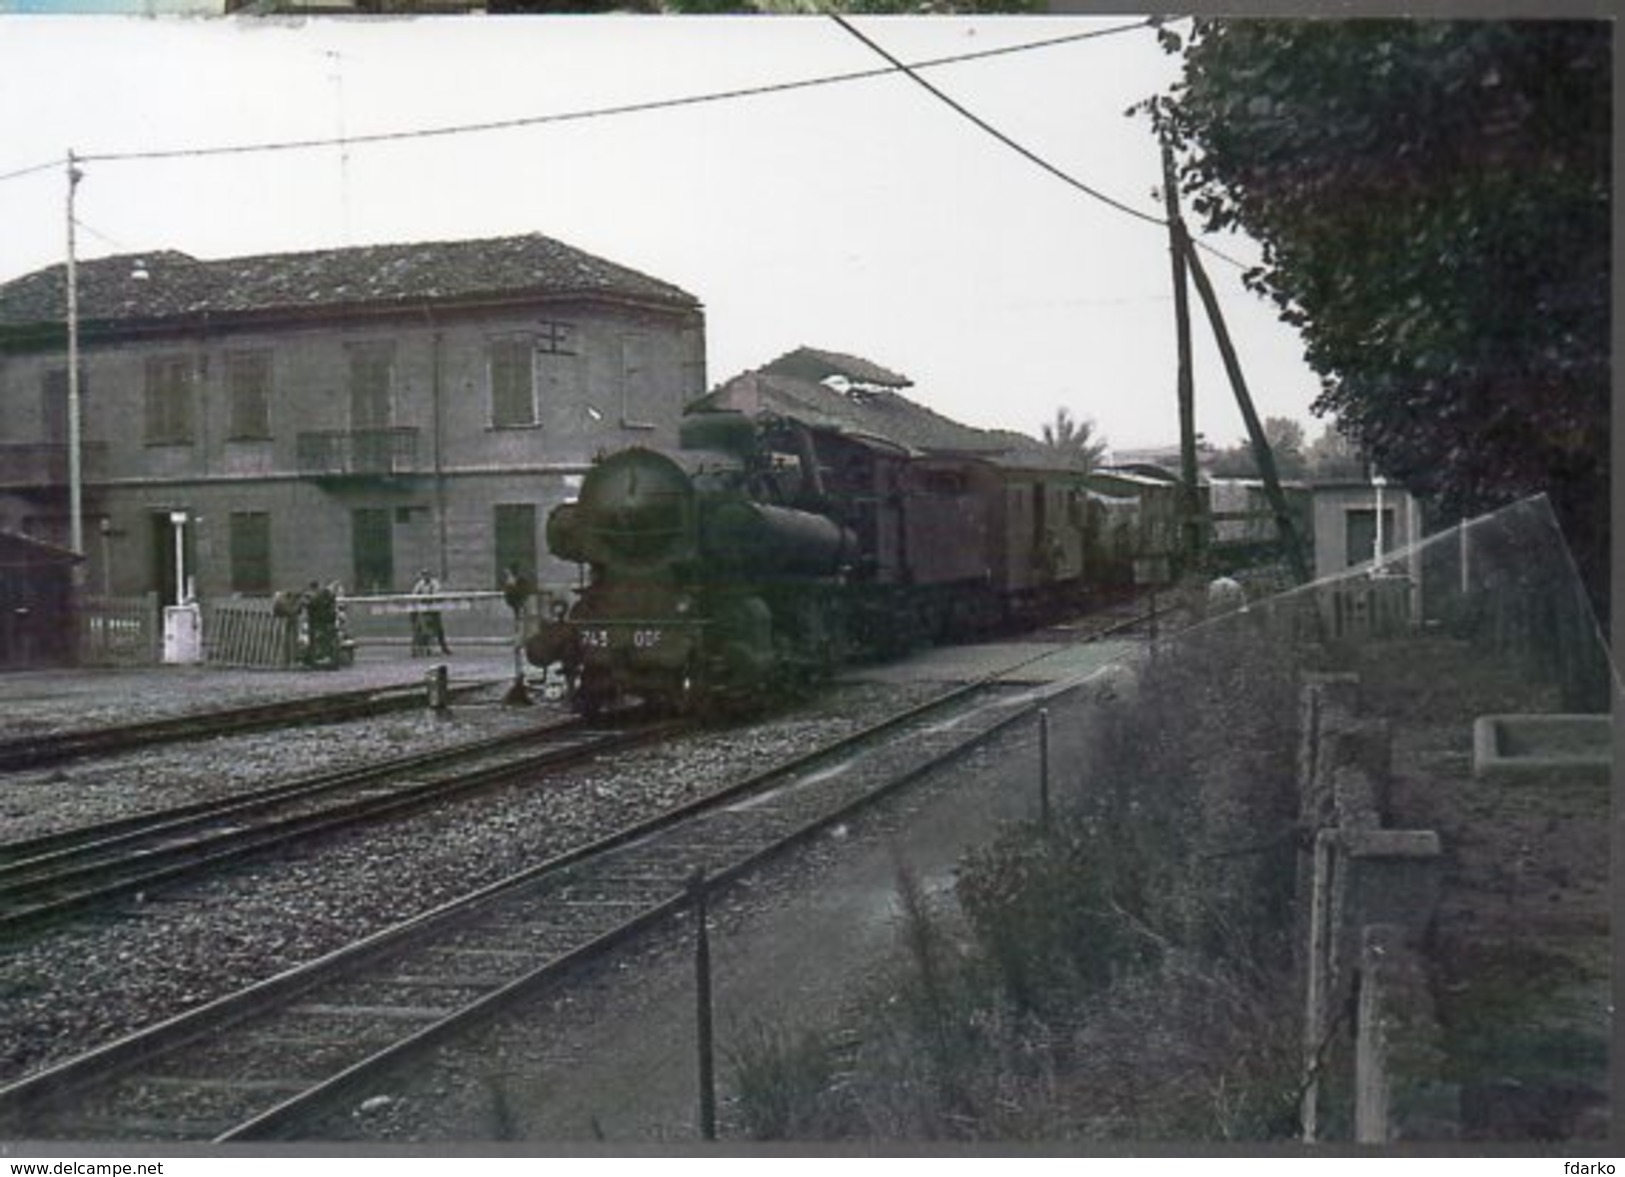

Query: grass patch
[729,613,1314,1141]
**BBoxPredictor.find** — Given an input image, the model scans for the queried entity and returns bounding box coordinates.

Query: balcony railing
[296,428,421,479]
[0,443,110,491]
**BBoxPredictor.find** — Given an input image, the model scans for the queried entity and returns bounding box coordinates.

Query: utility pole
[1161,142,1202,566]
[1181,235,1312,585]
[65,150,85,562]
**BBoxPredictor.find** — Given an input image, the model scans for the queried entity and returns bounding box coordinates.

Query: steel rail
[0,720,583,867]
[0,679,493,772]
[225,671,1105,1142]
[0,718,676,937]
[0,667,1105,1142]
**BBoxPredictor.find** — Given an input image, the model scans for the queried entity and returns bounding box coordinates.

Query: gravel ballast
[0,674,941,1096]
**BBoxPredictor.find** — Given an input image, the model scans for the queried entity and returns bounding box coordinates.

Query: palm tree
[1041,407,1108,470]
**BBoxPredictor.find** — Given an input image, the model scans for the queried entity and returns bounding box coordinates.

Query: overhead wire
[0,158,60,184]
[830,13,1166,231]
[1,17,1249,271]
[57,19,1154,167]
[70,216,127,253]
[828,13,1248,271]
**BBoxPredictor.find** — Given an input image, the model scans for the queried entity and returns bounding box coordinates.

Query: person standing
[501,564,533,619]
[303,580,339,669]
[413,568,451,656]
[272,588,303,668]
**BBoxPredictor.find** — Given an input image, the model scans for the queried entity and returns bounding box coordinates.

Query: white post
[98,517,112,596]
[1371,474,1387,571]
[66,151,84,560]
[169,510,187,605]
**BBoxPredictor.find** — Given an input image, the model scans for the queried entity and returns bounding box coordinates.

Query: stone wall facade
[0,240,707,603]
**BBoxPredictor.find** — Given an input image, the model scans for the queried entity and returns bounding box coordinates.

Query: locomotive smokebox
[545,502,587,565]
[570,448,696,567]
[701,500,856,577]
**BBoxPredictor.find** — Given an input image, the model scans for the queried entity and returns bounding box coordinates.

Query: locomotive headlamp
[675,594,694,615]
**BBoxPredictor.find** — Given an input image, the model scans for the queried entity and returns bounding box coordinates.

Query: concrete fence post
[1038,707,1051,833]
[426,663,450,712]
[1356,922,1453,1142]
[689,870,716,1141]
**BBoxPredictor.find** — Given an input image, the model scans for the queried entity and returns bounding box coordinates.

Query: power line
[4,20,1252,273]
[0,158,60,184]
[829,14,1251,273]
[63,20,1153,168]
[830,14,1166,230]
[71,215,127,253]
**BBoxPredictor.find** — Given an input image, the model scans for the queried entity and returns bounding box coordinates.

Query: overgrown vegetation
[727,616,1311,1140]
[1144,20,1612,626]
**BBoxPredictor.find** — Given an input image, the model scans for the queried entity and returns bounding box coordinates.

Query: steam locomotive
[526,362,1100,715]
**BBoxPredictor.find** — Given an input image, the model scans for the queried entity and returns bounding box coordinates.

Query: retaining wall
[1296,673,1450,1142]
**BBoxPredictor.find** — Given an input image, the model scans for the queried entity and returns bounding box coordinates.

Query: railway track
[1047,591,1176,641]
[0,678,493,773]
[0,672,1088,1143]
[0,716,673,938]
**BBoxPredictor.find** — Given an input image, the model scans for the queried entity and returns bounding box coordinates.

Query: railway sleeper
[422,944,545,963]
[376,971,521,991]
[314,978,495,1006]
[56,1077,284,1136]
[560,874,690,896]
[138,1076,315,1094]
[245,1015,420,1048]
[42,1114,234,1142]
[286,1003,455,1022]
[199,1035,391,1066]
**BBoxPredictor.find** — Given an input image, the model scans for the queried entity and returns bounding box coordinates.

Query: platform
[0,635,1145,740]
[0,648,520,739]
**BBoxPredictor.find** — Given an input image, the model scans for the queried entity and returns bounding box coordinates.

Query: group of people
[272,580,352,670]
[270,568,537,668]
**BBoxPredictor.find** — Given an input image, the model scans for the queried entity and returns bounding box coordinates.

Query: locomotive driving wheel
[572,666,616,719]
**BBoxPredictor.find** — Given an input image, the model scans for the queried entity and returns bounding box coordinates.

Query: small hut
[0,531,82,668]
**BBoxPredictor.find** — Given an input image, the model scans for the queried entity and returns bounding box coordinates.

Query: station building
[0,233,707,606]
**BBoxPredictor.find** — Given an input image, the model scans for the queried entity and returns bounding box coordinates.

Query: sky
[0,11,1329,456]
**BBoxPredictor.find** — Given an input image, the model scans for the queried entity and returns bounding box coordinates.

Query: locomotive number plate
[579,627,664,650]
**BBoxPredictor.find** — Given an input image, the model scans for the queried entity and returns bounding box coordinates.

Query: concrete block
[1341,828,1443,946]
[1471,714,1612,786]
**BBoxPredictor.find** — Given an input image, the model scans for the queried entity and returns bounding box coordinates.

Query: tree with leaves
[1208,416,1308,480]
[1041,407,1109,471]
[1145,19,1610,623]
[1304,421,1366,481]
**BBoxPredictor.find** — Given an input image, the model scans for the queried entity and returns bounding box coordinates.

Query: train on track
[526,352,1177,715]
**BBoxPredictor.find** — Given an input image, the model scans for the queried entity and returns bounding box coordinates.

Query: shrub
[730,609,1313,1141]
[726,1018,857,1140]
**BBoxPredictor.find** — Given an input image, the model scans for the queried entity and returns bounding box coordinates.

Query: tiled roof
[695,359,1082,472]
[0,233,699,330]
[0,531,84,567]
[760,346,912,389]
